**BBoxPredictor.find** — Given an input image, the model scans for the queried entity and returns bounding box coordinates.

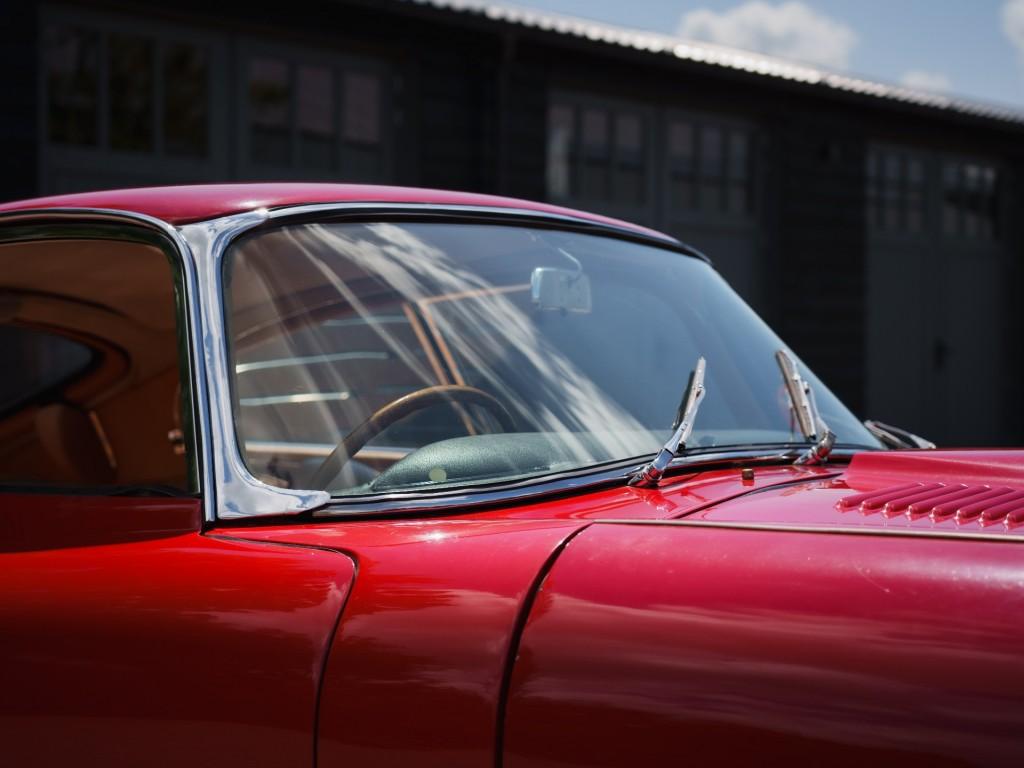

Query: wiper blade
[775,349,836,465]
[629,357,706,488]
[863,419,936,450]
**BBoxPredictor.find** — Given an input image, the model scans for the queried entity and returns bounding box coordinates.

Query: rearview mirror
[530,267,592,313]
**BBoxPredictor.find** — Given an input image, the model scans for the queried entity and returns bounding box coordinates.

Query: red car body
[1,185,1022,767]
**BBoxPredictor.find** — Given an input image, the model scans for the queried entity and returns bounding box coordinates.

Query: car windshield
[224,220,880,495]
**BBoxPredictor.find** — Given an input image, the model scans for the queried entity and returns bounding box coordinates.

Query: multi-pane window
[245,52,386,180]
[942,160,999,240]
[546,98,650,206]
[867,146,999,242]
[666,116,755,219]
[43,22,211,159]
[547,97,757,223]
[866,147,926,235]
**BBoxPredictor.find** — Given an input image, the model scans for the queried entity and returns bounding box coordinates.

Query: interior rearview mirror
[531,267,592,313]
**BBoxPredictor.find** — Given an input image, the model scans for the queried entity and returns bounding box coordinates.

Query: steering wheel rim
[309,384,516,491]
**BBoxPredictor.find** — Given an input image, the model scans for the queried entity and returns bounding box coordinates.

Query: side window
[0,232,193,493]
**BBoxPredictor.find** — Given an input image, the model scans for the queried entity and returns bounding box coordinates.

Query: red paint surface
[0,493,201,552]
[459,464,837,521]
[844,449,1024,490]
[694,458,1024,537]
[0,495,354,768]
[218,465,832,766]
[0,183,671,239]
[5,456,1024,767]
[504,523,1024,767]
[228,519,582,768]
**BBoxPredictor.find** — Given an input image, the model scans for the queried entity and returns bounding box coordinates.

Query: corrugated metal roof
[406,0,1024,126]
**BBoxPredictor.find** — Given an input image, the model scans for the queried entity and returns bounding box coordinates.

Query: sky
[513,0,1024,109]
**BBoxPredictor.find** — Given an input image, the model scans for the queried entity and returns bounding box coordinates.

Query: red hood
[689,450,1024,537]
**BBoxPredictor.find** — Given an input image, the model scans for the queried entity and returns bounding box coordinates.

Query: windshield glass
[224,220,880,495]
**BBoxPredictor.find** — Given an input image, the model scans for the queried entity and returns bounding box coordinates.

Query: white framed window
[867,144,1001,243]
[866,145,928,237]
[942,158,1000,241]
[39,5,227,190]
[546,93,654,218]
[546,93,757,230]
[665,111,756,223]
[237,41,391,182]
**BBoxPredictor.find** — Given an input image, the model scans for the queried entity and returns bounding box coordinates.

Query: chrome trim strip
[181,201,705,520]
[311,449,856,519]
[179,209,331,519]
[244,441,412,460]
[590,518,1024,544]
[240,392,353,407]
[236,350,390,373]
[0,207,217,523]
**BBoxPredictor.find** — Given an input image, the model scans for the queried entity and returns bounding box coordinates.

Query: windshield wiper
[775,349,836,465]
[629,357,707,488]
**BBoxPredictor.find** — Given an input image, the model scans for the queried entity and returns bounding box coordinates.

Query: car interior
[0,233,192,494]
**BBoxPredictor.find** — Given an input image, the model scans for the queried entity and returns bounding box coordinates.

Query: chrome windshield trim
[0,207,217,523]
[310,448,860,519]
[178,201,709,520]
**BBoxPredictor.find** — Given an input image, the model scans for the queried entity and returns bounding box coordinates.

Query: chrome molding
[311,448,856,519]
[0,207,217,523]
[176,201,708,520]
[179,209,331,520]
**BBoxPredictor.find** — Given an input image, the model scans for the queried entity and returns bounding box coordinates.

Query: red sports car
[1,184,1021,767]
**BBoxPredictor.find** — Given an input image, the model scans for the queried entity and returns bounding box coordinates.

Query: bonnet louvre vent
[837,482,1024,527]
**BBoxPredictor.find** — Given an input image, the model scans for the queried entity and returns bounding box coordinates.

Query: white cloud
[678,1,858,70]
[1004,0,1024,66]
[899,69,952,93]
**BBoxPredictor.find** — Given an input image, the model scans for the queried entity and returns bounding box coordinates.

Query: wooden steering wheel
[309,384,517,491]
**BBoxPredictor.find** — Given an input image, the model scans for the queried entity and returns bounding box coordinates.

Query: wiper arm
[775,349,836,465]
[629,357,707,488]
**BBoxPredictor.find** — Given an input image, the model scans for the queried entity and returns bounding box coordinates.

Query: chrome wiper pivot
[629,357,707,488]
[775,349,836,465]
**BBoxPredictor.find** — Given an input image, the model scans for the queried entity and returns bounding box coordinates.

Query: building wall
[5,0,1023,445]
[0,1,39,202]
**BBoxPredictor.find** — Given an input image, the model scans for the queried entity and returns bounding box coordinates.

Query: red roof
[0,183,670,240]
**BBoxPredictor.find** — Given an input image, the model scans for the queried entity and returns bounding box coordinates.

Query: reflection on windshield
[225,221,880,494]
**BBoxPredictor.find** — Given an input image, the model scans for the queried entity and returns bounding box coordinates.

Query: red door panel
[0,495,355,768]
[504,523,1024,767]
[228,518,584,768]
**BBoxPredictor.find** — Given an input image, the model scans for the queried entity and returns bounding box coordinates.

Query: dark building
[3,0,1022,445]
